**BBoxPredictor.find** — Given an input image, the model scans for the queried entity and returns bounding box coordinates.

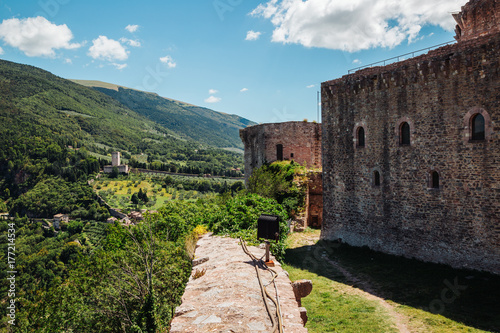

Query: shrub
[206,193,288,260]
[247,161,306,215]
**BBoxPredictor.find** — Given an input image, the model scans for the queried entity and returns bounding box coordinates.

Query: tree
[138,188,149,204]
[248,161,306,214]
[164,176,174,187]
[110,166,119,179]
[131,193,139,205]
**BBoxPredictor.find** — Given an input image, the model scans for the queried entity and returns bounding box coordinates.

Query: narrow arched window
[431,171,440,189]
[471,114,485,141]
[373,171,381,186]
[357,127,365,147]
[400,122,410,145]
[276,144,283,161]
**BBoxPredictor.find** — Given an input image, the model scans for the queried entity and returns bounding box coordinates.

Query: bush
[248,161,306,215]
[206,193,288,260]
[68,220,84,235]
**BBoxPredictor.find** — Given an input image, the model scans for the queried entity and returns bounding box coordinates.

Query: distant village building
[104,152,129,174]
[321,0,500,274]
[106,217,118,224]
[129,211,144,222]
[53,214,69,230]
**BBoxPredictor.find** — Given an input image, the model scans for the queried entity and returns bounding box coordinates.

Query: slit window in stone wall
[400,122,411,145]
[471,113,485,141]
[373,171,381,186]
[431,171,440,189]
[357,127,365,147]
[276,144,283,161]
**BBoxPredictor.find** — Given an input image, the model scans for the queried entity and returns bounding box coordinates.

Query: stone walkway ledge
[170,233,308,333]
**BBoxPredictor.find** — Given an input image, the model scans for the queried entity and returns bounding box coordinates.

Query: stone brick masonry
[240,122,322,183]
[453,0,499,42]
[321,0,500,274]
[170,234,308,333]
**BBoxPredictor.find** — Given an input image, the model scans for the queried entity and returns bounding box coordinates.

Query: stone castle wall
[240,122,322,183]
[321,13,500,273]
[454,0,500,41]
[305,172,323,228]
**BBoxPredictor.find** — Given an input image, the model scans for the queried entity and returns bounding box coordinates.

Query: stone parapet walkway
[170,233,308,333]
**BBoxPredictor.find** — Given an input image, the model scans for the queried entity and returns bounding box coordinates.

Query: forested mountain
[0,59,248,214]
[72,80,256,150]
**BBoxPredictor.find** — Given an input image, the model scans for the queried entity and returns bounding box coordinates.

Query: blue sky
[0,0,465,123]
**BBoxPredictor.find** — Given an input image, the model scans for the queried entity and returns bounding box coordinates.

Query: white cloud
[306,84,315,88]
[240,88,249,92]
[205,96,221,103]
[0,16,81,57]
[352,59,361,64]
[251,0,463,52]
[112,63,127,70]
[160,55,176,68]
[128,39,141,47]
[245,30,262,41]
[125,24,139,33]
[88,36,128,61]
[0,47,4,55]
[64,58,72,64]
[209,89,218,94]
[120,38,141,47]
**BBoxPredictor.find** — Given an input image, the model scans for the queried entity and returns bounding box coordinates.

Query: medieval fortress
[241,0,499,274]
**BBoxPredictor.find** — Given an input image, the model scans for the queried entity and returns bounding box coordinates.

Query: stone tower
[453,0,500,41]
[239,121,322,183]
[112,152,121,167]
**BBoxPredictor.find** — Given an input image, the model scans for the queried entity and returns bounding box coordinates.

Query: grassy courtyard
[284,229,500,333]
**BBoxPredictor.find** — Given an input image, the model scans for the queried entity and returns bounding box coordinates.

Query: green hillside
[73,80,255,150]
[0,59,246,207]
[0,60,181,153]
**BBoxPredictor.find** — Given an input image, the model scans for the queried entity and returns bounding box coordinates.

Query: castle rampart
[240,122,322,183]
[321,0,500,274]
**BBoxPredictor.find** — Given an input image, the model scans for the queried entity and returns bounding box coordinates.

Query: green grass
[94,179,174,210]
[131,154,148,163]
[92,176,221,211]
[284,263,398,332]
[284,230,500,333]
[60,110,95,118]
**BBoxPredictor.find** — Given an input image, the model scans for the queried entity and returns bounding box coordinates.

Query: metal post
[265,241,270,263]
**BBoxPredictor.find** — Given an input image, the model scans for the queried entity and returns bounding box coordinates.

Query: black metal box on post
[257,214,280,266]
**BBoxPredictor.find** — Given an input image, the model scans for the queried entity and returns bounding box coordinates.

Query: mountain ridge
[72,79,256,149]
[0,59,246,188]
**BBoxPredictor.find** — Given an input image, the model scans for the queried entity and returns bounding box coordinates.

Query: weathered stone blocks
[239,121,322,183]
[321,0,500,275]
